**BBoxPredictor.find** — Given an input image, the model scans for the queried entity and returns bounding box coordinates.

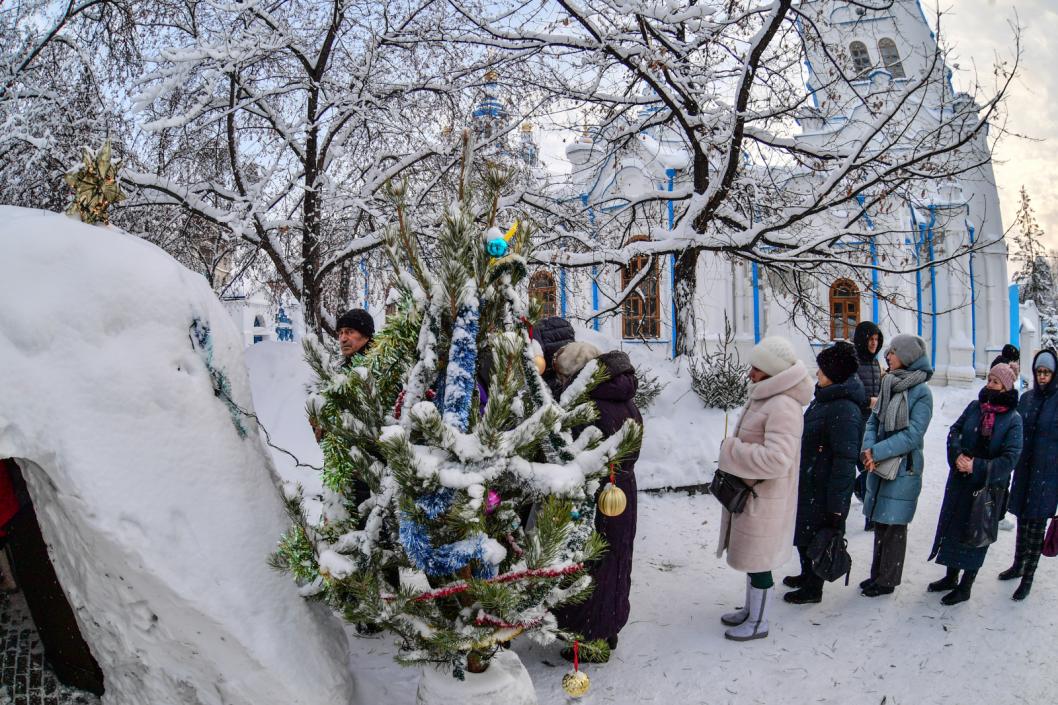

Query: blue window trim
[1009,284,1020,346]
[667,168,677,359]
[751,262,761,344]
[855,194,880,321]
[582,193,599,330]
[361,258,369,309]
[966,220,978,370]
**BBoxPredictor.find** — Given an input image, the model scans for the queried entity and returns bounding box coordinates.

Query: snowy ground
[248,342,1056,705]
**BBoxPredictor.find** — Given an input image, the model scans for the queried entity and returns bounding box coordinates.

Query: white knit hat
[553,341,601,377]
[748,336,798,377]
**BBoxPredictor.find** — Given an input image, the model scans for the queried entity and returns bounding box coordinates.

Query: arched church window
[528,270,558,318]
[829,279,860,340]
[253,315,266,328]
[849,41,872,75]
[622,238,660,339]
[878,38,905,78]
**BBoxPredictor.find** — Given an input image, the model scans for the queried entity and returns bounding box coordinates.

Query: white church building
[513,0,1026,385]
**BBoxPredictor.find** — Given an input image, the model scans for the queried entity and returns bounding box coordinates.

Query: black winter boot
[998,565,1024,581]
[783,587,823,604]
[941,570,977,605]
[783,574,806,588]
[1012,578,1033,601]
[928,568,960,593]
[861,583,894,597]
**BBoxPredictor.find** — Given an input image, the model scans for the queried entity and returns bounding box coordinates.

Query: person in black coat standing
[1001,349,1058,600]
[784,341,865,604]
[536,316,576,397]
[551,342,642,663]
[927,364,1022,605]
[852,322,884,517]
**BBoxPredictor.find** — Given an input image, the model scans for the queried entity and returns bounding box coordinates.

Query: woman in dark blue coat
[1001,349,1058,600]
[927,364,1022,604]
[785,342,865,604]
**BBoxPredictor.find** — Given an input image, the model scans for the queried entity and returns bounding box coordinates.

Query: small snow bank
[0,208,356,705]
[249,328,725,493]
[576,330,725,489]
[244,342,326,512]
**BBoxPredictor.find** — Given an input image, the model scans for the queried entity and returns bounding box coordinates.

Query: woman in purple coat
[551,342,642,664]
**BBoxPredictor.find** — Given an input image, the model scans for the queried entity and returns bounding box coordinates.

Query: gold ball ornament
[534,355,546,374]
[597,482,627,517]
[562,670,590,698]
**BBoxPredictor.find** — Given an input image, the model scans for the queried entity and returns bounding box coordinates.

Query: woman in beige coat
[717,336,814,641]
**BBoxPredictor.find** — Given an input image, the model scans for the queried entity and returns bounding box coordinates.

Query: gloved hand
[823,513,845,530]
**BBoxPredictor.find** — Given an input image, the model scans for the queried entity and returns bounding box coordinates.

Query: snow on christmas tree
[272,144,641,685]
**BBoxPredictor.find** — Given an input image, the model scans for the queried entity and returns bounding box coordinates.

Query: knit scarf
[978,387,1017,439]
[876,367,929,433]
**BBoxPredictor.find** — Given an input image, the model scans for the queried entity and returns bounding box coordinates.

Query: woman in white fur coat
[716,336,814,641]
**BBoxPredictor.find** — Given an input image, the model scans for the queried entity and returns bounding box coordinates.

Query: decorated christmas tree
[272,145,642,689]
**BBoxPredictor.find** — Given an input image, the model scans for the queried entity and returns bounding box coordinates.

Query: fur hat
[553,341,601,378]
[816,341,859,385]
[886,333,928,367]
[336,308,375,339]
[988,363,1016,392]
[1001,343,1021,362]
[748,336,798,377]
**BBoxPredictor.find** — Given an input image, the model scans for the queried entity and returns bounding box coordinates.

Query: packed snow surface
[250,336,1054,704]
[0,208,357,705]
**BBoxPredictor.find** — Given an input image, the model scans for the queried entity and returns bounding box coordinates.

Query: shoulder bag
[807,527,852,585]
[1042,517,1058,558]
[872,454,903,481]
[710,470,760,514]
[962,467,1006,548]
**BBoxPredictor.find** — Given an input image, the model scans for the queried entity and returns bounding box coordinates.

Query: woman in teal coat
[860,334,934,597]
[927,364,1022,604]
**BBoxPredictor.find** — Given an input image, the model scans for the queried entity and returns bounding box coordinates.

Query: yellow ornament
[598,481,627,517]
[534,355,546,374]
[562,670,590,698]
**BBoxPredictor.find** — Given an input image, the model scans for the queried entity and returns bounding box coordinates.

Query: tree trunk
[673,246,700,358]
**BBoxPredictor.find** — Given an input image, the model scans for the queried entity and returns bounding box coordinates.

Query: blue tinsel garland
[399,514,496,578]
[189,318,248,438]
[441,301,479,432]
[415,488,455,520]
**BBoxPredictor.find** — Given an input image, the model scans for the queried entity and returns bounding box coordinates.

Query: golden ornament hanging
[534,354,546,374]
[597,481,627,517]
[562,670,590,698]
[64,139,126,226]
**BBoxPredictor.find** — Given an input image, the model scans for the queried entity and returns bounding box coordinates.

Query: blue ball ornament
[486,237,509,258]
[570,509,581,520]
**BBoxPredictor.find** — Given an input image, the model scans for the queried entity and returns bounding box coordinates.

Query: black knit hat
[816,340,859,384]
[1001,343,1020,362]
[336,308,375,339]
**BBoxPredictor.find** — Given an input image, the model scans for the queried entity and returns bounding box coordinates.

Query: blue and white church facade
[523,0,1025,385]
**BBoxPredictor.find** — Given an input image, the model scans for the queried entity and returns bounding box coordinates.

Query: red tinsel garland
[381,563,583,602]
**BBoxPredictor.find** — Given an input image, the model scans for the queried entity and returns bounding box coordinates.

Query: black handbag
[709,470,760,514]
[807,527,852,585]
[963,479,1007,549]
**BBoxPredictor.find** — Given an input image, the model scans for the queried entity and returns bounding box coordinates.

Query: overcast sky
[934,0,1058,250]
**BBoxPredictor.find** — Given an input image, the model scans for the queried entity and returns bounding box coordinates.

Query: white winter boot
[720,575,751,626]
[724,586,770,641]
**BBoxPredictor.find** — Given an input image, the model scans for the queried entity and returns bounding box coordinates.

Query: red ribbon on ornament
[573,640,580,672]
[609,463,616,485]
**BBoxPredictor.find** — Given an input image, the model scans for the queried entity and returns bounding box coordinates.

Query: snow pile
[0,208,357,705]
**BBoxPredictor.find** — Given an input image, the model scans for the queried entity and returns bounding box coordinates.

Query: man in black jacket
[852,321,884,527]
[536,316,576,397]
